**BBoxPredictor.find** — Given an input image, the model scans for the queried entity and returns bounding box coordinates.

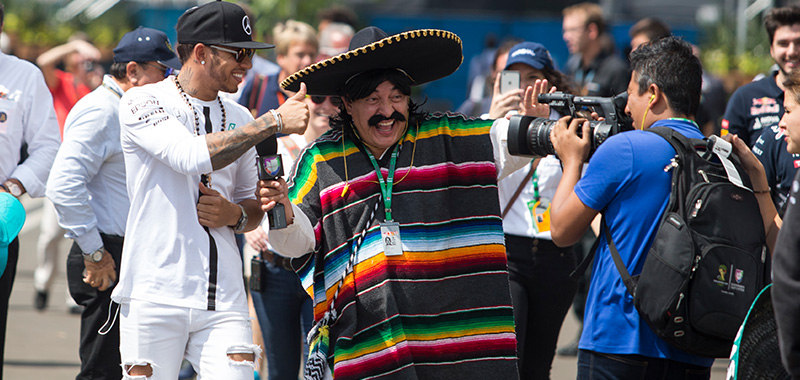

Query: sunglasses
[309,95,342,107]
[139,62,175,78]
[210,45,256,63]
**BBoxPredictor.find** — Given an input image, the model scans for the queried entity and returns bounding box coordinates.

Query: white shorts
[119,299,259,380]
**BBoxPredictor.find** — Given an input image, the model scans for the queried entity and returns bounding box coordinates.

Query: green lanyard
[366,147,399,222]
[666,117,699,128]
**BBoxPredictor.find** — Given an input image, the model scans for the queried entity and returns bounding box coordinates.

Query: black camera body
[507,92,631,158]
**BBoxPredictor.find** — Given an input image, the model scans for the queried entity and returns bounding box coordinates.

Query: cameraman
[489,41,582,378]
[548,37,715,378]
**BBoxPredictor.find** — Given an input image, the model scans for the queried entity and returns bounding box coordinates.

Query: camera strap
[502,159,538,218]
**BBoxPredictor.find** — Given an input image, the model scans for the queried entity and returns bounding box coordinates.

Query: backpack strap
[602,215,638,296]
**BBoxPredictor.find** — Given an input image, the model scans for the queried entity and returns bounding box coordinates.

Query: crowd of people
[2,0,800,379]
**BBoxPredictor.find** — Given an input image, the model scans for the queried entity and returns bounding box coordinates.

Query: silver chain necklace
[173,76,226,187]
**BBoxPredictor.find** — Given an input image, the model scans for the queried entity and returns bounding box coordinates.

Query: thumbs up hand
[271,82,310,135]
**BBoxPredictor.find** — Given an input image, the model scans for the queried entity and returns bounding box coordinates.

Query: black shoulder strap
[569,214,637,298]
[603,215,637,296]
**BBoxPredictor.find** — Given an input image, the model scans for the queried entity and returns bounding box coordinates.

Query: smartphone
[500,70,520,94]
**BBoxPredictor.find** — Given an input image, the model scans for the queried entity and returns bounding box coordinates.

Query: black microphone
[255,134,287,229]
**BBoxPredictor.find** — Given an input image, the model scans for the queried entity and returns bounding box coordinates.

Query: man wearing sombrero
[261,26,528,379]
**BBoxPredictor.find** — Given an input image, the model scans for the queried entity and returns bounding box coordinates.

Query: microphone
[255,135,287,229]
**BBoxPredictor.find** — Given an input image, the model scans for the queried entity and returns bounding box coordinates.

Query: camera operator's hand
[551,116,591,166]
[489,72,523,119]
[256,178,294,225]
[521,79,556,119]
[265,83,309,135]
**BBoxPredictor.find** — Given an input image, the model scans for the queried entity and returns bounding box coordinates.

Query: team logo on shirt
[227,123,236,131]
[0,112,6,123]
[750,97,780,116]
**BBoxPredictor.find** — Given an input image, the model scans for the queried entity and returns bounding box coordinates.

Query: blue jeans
[251,257,314,380]
[577,350,711,380]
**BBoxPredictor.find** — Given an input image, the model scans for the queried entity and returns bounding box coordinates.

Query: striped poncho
[288,113,519,379]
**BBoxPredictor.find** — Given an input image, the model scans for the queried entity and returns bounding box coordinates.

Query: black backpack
[577,127,771,358]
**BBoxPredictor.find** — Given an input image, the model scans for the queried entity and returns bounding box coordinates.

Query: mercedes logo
[242,16,252,35]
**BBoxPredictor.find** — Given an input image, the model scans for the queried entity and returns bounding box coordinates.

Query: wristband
[269,109,283,134]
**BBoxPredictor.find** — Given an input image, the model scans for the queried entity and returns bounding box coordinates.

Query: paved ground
[3,196,731,379]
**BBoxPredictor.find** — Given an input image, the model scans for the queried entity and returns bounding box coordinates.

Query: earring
[201,61,205,65]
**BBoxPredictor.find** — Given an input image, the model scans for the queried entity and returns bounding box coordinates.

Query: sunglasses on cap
[139,62,175,78]
[308,95,342,107]
[210,45,256,63]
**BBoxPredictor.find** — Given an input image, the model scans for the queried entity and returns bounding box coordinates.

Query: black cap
[113,27,182,70]
[176,1,274,50]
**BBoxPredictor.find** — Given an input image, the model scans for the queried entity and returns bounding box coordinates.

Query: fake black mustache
[368,111,407,127]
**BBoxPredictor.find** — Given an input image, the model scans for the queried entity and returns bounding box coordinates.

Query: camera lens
[527,118,557,157]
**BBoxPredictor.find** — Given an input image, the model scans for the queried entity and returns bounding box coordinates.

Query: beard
[207,57,238,94]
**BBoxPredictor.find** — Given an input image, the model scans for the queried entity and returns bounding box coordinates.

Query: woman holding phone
[490,42,581,380]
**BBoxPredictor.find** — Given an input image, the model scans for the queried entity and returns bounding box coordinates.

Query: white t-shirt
[112,78,257,312]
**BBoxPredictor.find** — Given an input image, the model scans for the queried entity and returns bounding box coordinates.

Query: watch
[3,181,21,197]
[83,248,104,263]
[233,203,248,233]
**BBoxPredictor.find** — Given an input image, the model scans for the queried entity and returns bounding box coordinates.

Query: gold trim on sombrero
[280,29,462,90]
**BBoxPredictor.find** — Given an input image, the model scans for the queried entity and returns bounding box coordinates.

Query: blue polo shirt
[574,118,715,366]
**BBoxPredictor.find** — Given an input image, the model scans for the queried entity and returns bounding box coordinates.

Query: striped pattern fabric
[288,113,519,379]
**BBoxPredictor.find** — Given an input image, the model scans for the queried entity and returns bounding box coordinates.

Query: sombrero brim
[281,29,463,95]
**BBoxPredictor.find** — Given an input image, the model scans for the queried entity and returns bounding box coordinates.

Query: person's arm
[46,100,117,291]
[724,134,781,252]
[196,183,263,232]
[36,39,101,90]
[549,116,600,246]
[120,84,306,175]
[491,117,535,181]
[258,178,315,257]
[10,67,60,198]
[45,101,111,255]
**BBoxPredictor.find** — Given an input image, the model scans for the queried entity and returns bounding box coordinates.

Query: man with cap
[46,26,182,380]
[0,3,60,377]
[261,26,528,379]
[110,2,308,379]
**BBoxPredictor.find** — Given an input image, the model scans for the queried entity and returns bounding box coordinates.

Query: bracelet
[753,187,771,194]
[269,109,283,134]
[233,203,248,233]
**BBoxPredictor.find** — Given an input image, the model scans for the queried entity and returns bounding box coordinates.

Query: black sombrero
[281,26,463,95]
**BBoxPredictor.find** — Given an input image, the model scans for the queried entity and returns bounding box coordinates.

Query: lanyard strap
[366,147,399,222]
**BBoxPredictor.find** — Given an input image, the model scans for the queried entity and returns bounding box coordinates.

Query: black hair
[0,3,4,28]
[765,5,800,45]
[176,43,197,64]
[629,36,701,118]
[330,68,428,132]
[541,66,576,95]
[109,62,128,80]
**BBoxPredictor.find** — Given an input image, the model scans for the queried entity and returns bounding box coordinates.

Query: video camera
[507,92,632,158]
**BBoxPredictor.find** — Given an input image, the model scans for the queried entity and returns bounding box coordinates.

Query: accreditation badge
[380,221,403,256]
[527,200,551,234]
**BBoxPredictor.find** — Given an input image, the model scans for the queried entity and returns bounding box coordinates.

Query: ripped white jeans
[119,299,260,380]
